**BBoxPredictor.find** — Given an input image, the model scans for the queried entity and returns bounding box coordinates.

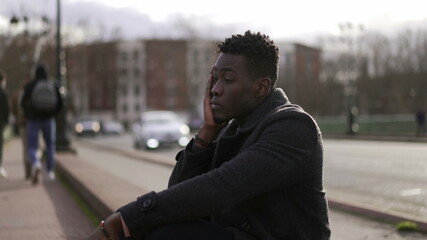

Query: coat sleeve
[118,112,319,237]
[168,140,216,187]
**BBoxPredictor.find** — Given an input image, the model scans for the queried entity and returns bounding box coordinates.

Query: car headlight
[75,123,83,133]
[146,139,160,149]
[180,124,190,134]
[92,122,101,132]
[178,136,190,147]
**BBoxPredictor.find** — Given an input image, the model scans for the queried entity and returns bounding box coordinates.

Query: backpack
[30,80,58,112]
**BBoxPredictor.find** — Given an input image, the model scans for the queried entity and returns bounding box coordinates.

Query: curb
[56,154,113,219]
[56,152,149,219]
[328,199,427,232]
[323,134,427,143]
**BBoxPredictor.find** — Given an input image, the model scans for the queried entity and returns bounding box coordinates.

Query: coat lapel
[210,88,290,169]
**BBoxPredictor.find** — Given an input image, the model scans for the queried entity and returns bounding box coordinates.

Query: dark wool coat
[119,88,331,240]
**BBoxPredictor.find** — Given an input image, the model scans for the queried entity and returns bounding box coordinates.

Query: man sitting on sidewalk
[88,31,331,240]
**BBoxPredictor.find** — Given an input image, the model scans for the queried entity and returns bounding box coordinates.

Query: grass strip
[58,172,100,227]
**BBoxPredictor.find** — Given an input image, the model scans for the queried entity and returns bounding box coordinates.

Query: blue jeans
[27,119,56,172]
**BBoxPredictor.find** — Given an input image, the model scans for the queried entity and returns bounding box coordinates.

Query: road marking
[400,188,423,196]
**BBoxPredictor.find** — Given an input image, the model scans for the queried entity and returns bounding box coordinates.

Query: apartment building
[66,41,118,121]
[65,40,320,127]
[277,43,322,113]
[66,39,217,128]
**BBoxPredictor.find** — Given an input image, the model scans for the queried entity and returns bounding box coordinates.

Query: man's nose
[211,81,221,96]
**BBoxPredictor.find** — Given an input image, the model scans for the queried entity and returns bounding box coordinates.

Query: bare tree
[364,32,392,77]
[414,29,427,72]
[393,29,416,73]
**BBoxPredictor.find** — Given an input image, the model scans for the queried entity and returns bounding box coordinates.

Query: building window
[166,98,175,108]
[134,68,140,78]
[122,52,128,62]
[167,60,175,78]
[166,84,176,108]
[96,56,103,72]
[95,87,103,108]
[133,51,139,61]
[121,69,128,78]
[122,104,128,113]
[134,86,140,96]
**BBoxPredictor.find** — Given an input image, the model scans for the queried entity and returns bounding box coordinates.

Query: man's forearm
[168,141,215,187]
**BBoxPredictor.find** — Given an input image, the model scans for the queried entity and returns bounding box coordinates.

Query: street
[324,139,427,222]
[72,133,427,239]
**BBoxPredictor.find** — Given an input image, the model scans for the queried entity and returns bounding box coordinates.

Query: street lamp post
[339,22,364,135]
[55,0,73,152]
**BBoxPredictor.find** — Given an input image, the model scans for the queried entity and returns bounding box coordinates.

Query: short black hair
[34,63,48,80]
[217,30,279,85]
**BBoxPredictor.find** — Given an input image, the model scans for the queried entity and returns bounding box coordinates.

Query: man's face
[210,53,259,123]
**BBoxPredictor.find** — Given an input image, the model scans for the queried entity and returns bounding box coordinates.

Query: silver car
[132,111,191,149]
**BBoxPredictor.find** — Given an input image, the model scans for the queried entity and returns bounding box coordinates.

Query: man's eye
[224,78,233,83]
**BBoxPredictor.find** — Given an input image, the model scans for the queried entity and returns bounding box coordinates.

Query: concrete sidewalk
[0,138,94,240]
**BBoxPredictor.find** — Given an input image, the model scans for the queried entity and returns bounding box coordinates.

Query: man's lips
[211,100,222,109]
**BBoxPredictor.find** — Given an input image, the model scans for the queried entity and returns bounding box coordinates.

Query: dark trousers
[0,125,4,167]
[120,220,234,240]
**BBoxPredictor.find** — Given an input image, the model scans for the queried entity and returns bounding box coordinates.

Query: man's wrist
[197,124,222,141]
[102,212,123,240]
[193,135,216,148]
[99,221,113,240]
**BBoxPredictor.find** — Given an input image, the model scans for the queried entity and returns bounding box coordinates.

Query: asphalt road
[72,134,427,239]
[324,139,427,222]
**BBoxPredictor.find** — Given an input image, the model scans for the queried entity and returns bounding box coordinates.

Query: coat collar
[224,88,290,136]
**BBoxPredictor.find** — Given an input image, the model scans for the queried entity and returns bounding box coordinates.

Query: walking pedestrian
[21,63,62,185]
[11,79,32,179]
[0,70,10,179]
[416,108,426,137]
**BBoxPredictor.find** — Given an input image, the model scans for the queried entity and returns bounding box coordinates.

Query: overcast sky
[1,0,426,44]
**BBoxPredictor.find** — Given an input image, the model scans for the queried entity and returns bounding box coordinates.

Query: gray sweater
[119,88,331,240]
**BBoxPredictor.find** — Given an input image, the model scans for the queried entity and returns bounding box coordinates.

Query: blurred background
[1,0,426,143]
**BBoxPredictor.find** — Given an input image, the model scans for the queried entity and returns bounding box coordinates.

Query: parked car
[132,111,190,149]
[101,120,124,135]
[73,117,101,136]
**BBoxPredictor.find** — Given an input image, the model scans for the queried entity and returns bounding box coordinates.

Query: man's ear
[254,77,271,98]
